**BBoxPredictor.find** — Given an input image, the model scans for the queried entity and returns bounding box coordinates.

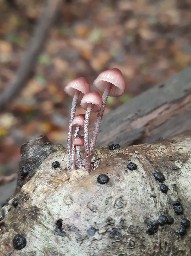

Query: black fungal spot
[159,183,169,193]
[177,225,187,236]
[13,234,27,250]
[127,162,137,171]
[158,215,168,226]
[119,218,126,228]
[20,165,30,179]
[180,217,190,228]
[87,226,97,237]
[12,199,19,208]
[108,144,120,150]
[153,171,165,183]
[52,161,60,169]
[146,220,159,235]
[109,228,122,241]
[172,166,179,171]
[54,219,66,237]
[166,215,174,225]
[106,217,115,226]
[56,219,62,229]
[97,174,109,184]
[126,238,136,249]
[172,201,184,215]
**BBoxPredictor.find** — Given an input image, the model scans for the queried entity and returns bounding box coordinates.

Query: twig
[0,173,17,185]
[0,0,62,111]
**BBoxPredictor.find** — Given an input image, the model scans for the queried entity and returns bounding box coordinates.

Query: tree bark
[97,66,191,147]
[0,134,191,255]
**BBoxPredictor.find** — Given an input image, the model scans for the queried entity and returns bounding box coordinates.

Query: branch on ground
[0,174,17,185]
[0,0,62,111]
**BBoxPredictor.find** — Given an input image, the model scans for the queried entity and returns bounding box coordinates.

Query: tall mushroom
[64,78,90,169]
[91,68,126,153]
[81,92,102,172]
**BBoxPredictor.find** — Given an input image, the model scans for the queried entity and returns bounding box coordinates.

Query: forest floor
[0,0,191,176]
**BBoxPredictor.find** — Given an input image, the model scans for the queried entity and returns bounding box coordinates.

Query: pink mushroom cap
[73,136,84,146]
[64,77,90,97]
[81,92,102,112]
[72,114,85,128]
[93,68,126,96]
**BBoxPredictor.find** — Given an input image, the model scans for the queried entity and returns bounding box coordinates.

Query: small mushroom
[91,68,125,153]
[81,92,102,172]
[64,78,90,169]
[71,114,85,168]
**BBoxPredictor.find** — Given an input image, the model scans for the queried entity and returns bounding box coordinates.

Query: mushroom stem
[84,106,92,172]
[72,136,84,170]
[67,92,79,169]
[90,84,112,154]
[76,145,82,168]
[71,126,80,169]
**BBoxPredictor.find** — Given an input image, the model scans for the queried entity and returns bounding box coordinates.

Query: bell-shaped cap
[81,92,102,112]
[73,136,84,146]
[65,77,90,97]
[93,68,125,96]
[72,114,85,128]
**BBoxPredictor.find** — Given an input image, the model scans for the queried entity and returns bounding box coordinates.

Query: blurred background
[0,0,191,178]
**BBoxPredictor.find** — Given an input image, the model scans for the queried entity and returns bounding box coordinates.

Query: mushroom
[64,78,90,169]
[72,136,84,169]
[81,92,102,172]
[71,114,85,169]
[91,68,126,153]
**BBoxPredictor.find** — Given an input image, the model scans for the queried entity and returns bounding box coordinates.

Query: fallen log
[0,134,191,255]
[97,66,191,147]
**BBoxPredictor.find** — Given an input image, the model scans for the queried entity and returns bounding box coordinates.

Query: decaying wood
[97,66,191,147]
[0,134,191,255]
[0,0,62,111]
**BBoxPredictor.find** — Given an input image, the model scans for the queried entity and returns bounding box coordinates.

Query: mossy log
[0,134,191,255]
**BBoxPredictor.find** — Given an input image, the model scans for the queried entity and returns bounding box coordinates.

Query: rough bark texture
[97,66,191,147]
[0,134,191,255]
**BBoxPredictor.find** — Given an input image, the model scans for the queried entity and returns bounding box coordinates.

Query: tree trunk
[0,134,191,255]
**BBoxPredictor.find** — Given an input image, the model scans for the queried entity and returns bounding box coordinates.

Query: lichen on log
[0,134,191,255]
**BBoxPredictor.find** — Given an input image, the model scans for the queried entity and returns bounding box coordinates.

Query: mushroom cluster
[64,68,126,172]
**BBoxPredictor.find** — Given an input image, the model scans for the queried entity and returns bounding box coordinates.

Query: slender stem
[74,127,82,168]
[90,84,111,154]
[76,146,82,168]
[67,92,79,170]
[84,105,92,172]
[71,126,80,169]
[72,146,76,170]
